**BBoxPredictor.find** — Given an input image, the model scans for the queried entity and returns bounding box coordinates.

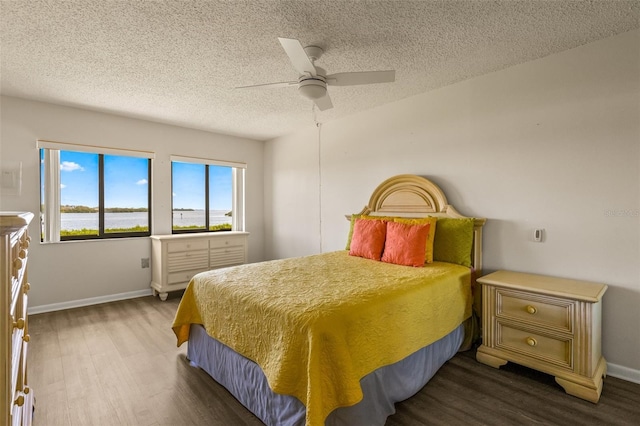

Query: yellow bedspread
[172,250,472,426]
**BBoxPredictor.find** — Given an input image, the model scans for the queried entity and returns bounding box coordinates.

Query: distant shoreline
[60,210,232,231]
[60,205,151,213]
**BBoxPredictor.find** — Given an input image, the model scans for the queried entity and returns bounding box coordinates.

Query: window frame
[170,155,245,234]
[38,140,154,242]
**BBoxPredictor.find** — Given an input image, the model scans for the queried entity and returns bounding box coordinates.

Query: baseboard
[607,362,640,385]
[28,288,154,315]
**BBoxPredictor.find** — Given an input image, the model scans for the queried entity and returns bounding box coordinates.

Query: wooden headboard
[347,174,486,271]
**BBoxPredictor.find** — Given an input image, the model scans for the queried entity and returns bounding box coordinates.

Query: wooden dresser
[1,212,34,426]
[150,232,249,301]
[476,270,607,403]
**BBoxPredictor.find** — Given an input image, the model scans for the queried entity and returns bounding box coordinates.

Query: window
[171,155,245,233]
[38,140,154,242]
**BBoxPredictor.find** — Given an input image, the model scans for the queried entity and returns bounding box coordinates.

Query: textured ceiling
[1,1,639,141]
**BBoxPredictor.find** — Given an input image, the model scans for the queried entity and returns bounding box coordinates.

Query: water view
[60,210,231,231]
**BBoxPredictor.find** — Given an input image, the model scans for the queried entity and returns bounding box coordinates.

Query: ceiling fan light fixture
[235,38,395,111]
[298,79,327,100]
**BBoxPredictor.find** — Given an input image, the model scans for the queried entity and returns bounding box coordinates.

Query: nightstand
[476,270,607,403]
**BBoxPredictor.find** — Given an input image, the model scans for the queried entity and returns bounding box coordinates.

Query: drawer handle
[13,258,23,270]
[526,305,537,314]
[526,337,537,347]
[13,318,25,330]
[14,395,24,407]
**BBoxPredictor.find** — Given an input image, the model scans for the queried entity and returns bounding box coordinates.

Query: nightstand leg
[554,357,607,404]
[476,346,508,368]
[555,377,603,403]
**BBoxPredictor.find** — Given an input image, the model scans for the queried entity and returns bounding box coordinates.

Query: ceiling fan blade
[278,37,317,77]
[235,81,297,89]
[326,70,395,86]
[314,93,333,111]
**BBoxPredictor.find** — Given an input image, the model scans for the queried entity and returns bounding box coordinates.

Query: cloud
[136,179,148,185]
[60,161,84,172]
[60,184,66,189]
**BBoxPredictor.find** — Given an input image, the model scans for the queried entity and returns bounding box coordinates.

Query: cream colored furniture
[476,270,607,403]
[1,212,34,426]
[150,232,249,301]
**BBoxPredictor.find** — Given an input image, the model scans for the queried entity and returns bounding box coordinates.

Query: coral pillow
[393,217,438,263]
[348,218,387,260]
[381,221,430,267]
[345,214,396,250]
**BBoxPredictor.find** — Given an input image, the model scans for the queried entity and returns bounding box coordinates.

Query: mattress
[187,322,465,426]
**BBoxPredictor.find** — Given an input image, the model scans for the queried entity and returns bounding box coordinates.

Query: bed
[172,174,486,426]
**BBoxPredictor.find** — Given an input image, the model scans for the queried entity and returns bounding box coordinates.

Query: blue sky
[41,150,233,210]
[56,151,149,208]
[172,162,232,210]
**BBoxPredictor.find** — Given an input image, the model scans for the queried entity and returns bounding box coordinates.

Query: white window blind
[37,139,155,159]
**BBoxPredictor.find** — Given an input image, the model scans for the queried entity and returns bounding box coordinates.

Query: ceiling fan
[236,38,395,111]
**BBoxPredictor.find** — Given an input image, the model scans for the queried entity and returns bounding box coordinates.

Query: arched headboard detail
[367,174,448,214]
[347,174,486,271]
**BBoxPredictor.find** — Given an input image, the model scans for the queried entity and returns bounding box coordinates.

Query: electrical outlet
[533,229,544,242]
[141,258,150,268]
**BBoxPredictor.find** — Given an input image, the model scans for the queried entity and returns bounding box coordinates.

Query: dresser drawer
[210,246,245,269]
[167,250,209,271]
[168,269,207,285]
[167,239,209,253]
[11,402,23,426]
[11,326,25,396]
[496,288,573,333]
[209,236,244,249]
[497,322,573,369]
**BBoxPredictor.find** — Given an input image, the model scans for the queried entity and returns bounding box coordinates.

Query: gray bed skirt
[187,323,464,425]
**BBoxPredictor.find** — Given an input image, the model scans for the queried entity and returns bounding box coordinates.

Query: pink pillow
[381,221,430,267]
[349,218,387,260]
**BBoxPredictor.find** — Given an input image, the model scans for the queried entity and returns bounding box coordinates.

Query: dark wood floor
[28,293,640,425]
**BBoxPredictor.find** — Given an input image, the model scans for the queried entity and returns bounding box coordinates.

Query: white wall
[265,30,640,377]
[0,97,265,309]
[263,124,321,259]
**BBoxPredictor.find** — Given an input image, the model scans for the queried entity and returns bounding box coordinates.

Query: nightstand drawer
[497,288,573,333]
[497,322,572,369]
